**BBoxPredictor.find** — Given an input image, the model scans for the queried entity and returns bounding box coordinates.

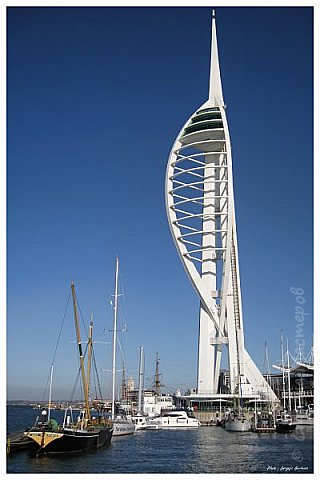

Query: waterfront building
[143,393,174,417]
[270,362,314,411]
[165,11,277,403]
[119,388,173,416]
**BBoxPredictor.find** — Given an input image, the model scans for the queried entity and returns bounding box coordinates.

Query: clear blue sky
[7,6,313,401]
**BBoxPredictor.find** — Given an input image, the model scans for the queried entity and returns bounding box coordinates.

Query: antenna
[209,10,224,104]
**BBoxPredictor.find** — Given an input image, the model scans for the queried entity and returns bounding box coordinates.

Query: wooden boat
[25,283,113,456]
[26,414,112,455]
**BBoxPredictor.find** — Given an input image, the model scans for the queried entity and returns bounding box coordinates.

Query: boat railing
[62,405,76,428]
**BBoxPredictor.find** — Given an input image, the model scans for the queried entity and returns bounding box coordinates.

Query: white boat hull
[132,415,150,431]
[139,424,161,430]
[152,415,200,429]
[225,419,251,432]
[159,424,199,429]
[112,419,135,436]
[133,410,200,430]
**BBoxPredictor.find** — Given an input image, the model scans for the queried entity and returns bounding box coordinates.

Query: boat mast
[48,363,54,422]
[154,352,161,396]
[111,256,120,420]
[121,363,126,401]
[286,339,291,412]
[280,330,286,411]
[71,282,91,420]
[237,375,242,412]
[264,341,273,405]
[86,314,94,408]
[137,346,145,415]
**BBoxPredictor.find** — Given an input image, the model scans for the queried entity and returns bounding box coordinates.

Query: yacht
[131,413,148,430]
[149,409,200,429]
[130,413,160,430]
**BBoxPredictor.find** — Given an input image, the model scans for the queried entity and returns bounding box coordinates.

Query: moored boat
[224,411,251,432]
[224,376,251,432]
[26,409,112,455]
[149,409,200,429]
[130,412,153,430]
[25,283,113,456]
[275,412,296,432]
[112,415,135,436]
[293,405,314,426]
[108,257,135,437]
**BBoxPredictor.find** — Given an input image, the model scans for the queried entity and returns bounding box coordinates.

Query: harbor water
[7,405,313,474]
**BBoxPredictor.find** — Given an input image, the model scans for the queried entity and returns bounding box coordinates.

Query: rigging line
[91,351,98,401]
[118,269,127,323]
[117,335,126,366]
[40,289,72,403]
[52,289,72,362]
[92,349,104,401]
[69,339,90,403]
[85,327,101,402]
[117,267,128,361]
[68,365,82,404]
[74,290,89,338]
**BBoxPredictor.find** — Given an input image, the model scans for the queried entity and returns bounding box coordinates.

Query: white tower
[165,11,277,401]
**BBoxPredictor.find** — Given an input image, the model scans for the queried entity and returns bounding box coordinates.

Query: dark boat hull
[27,427,113,456]
[276,423,296,433]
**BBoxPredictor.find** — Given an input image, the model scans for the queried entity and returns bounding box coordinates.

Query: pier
[7,431,33,455]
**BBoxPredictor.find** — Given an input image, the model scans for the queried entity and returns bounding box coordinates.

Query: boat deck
[252,426,276,433]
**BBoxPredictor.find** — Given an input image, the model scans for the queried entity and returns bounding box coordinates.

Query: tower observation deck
[165,11,277,402]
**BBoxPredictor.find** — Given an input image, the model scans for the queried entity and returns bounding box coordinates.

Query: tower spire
[165,11,278,404]
[209,10,224,105]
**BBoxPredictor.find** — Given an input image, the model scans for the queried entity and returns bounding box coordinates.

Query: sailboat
[273,333,297,432]
[110,257,135,436]
[224,376,251,432]
[25,283,113,456]
[131,346,159,430]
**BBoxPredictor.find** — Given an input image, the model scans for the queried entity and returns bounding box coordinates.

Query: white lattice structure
[165,11,277,401]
